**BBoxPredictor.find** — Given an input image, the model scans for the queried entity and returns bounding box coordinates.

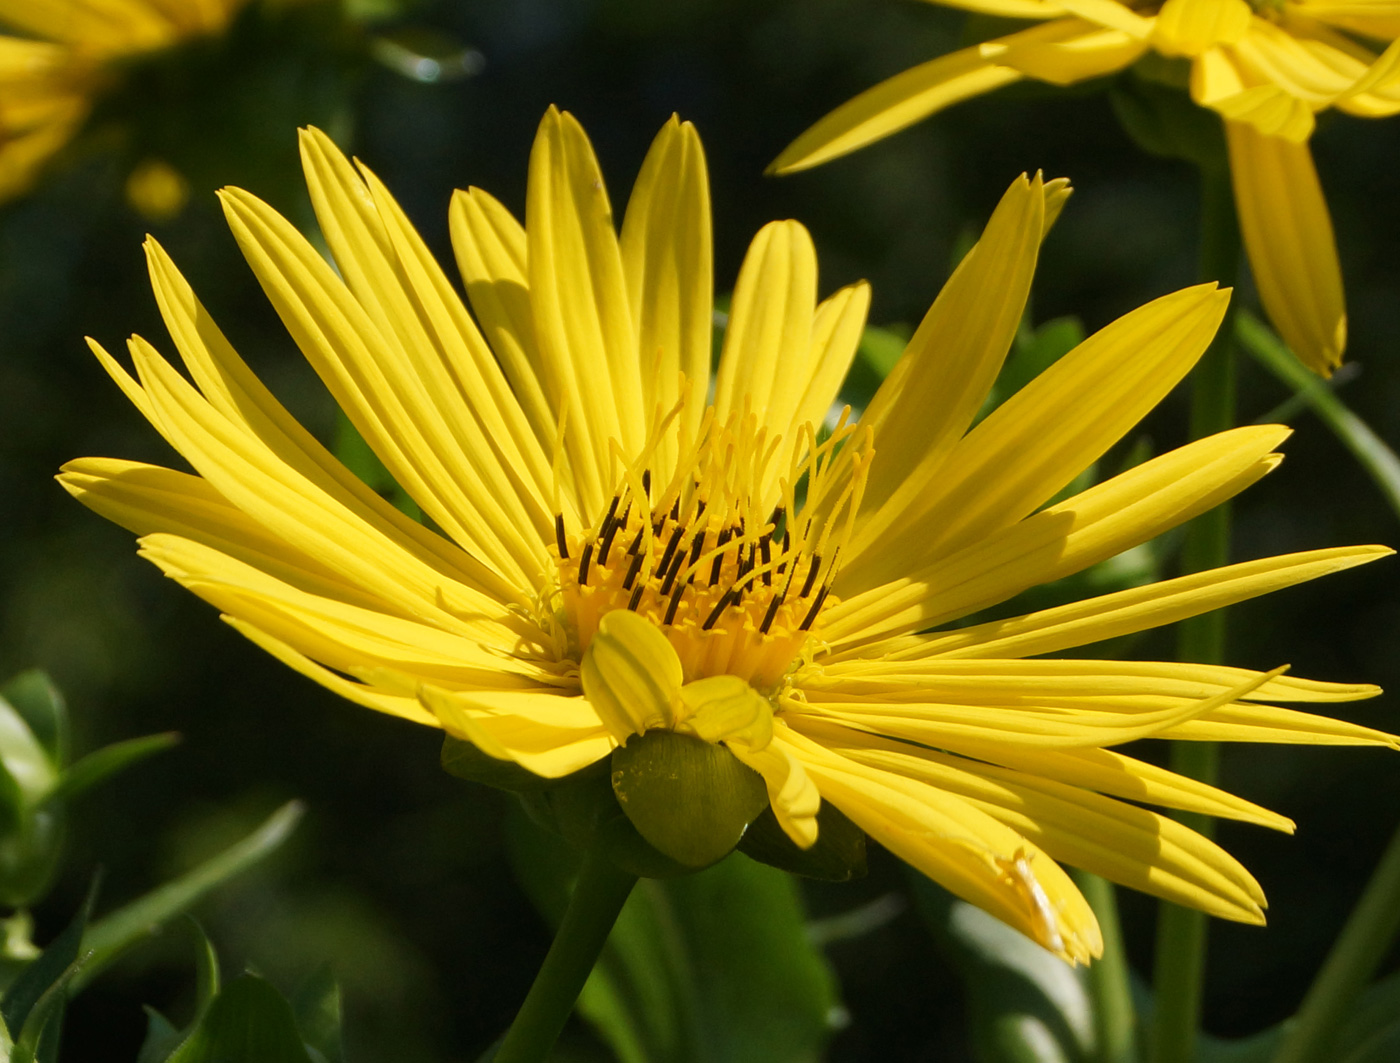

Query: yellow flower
[61,108,1396,962]
[772,0,1400,376]
[0,0,249,202]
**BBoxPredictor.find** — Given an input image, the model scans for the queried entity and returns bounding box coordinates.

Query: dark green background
[1,0,1397,1058]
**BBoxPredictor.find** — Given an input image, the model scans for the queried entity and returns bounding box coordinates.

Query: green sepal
[538,769,691,879]
[1110,64,1226,171]
[165,974,315,1063]
[0,674,67,769]
[611,731,767,870]
[738,802,867,882]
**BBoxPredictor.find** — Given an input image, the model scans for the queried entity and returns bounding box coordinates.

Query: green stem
[1074,871,1138,1063]
[494,850,637,1063]
[1149,161,1240,1063]
[1271,823,1400,1063]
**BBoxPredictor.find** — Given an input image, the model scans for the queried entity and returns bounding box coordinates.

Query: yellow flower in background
[773,0,1400,376]
[0,0,249,203]
[62,108,1396,961]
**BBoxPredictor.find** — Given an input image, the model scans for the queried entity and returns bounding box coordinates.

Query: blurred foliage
[0,0,1398,1060]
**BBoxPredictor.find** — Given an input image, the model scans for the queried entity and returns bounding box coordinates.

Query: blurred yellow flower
[773,0,1400,376]
[62,109,1396,961]
[0,0,249,202]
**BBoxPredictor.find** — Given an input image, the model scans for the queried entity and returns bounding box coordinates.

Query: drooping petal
[1192,48,1317,139]
[422,686,615,778]
[1227,122,1347,375]
[1151,0,1252,57]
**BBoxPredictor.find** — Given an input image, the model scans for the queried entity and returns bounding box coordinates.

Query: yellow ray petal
[1152,0,1252,57]
[1192,48,1317,139]
[141,238,508,600]
[848,546,1391,663]
[839,174,1055,573]
[218,186,548,590]
[123,334,534,635]
[782,725,1102,962]
[854,284,1228,580]
[421,685,615,778]
[527,106,643,518]
[138,533,559,692]
[1227,122,1347,375]
[1230,17,1364,105]
[1056,0,1152,36]
[619,114,712,473]
[807,726,1268,921]
[789,281,872,444]
[227,616,441,727]
[911,0,1066,17]
[448,187,557,452]
[768,21,1078,175]
[829,425,1286,642]
[712,219,818,444]
[729,740,821,848]
[995,25,1147,84]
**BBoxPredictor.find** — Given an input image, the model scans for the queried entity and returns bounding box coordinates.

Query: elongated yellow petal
[783,725,1102,963]
[448,187,557,452]
[829,425,1285,643]
[911,0,1065,17]
[1227,122,1347,375]
[712,220,818,445]
[527,106,643,517]
[848,284,1228,588]
[852,546,1391,663]
[422,686,615,777]
[730,739,821,847]
[1192,48,1317,139]
[1152,0,1251,57]
[790,282,871,443]
[839,174,1053,574]
[819,730,1268,921]
[996,26,1146,84]
[619,115,713,474]
[768,34,1030,174]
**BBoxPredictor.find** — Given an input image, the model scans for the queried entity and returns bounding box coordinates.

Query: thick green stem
[1074,871,1138,1063]
[1149,162,1240,1063]
[1271,823,1400,1063]
[494,851,637,1063]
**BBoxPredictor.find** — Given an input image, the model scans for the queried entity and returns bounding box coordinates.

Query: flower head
[772,0,1400,375]
[0,0,250,203]
[62,108,1396,962]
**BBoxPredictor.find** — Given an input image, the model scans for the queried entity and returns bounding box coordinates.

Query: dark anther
[659,542,688,596]
[688,530,706,569]
[598,513,623,565]
[759,537,772,585]
[641,469,651,498]
[599,495,620,537]
[554,514,568,559]
[710,528,731,585]
[656,525,684,578]
[702,588,736,631]
[801,554,822,597]
[799,584,831,631]
[663,579,686,625]
[759,589,786,635]
[622,552,644,591]
[669,498,681,521]
[626,528,644,556]
[578,542,594,586]
[627,581,646,611]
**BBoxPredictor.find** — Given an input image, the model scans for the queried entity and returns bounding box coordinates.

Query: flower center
[552,405,872,691]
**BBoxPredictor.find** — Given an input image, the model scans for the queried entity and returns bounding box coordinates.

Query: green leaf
[0,675,66,769]
[990,317,1087,413]
[332,412,421,520]
[909,872,1094,1063]
[291,966,343,1063]
[1238,311,1400,524]
[166,975,314,1063]
[611,732,767,869]
[137,1009,186,1063]
[738,803,866,882]
[43,733,180,807]
[73,801,303,992]
[0,879,96,1038]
